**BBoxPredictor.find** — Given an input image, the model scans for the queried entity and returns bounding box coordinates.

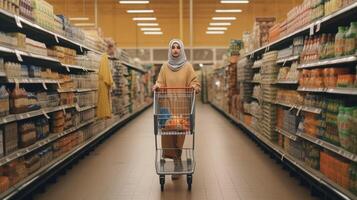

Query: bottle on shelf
[344,22,357,56]
[335,26,347,57]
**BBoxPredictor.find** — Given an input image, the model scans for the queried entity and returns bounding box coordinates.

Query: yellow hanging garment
[96,53,113,119]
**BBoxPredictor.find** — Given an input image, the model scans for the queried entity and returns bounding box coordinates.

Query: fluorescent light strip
[210,22,232,26]
[127,10,154,13]
[144,31,163,35]
[119,1,149,4]
[215,9,242,13]
[69,17,89,21]
[207,27,227,30]
[212,17,236,20]
[206,31,225,34]
[133,17,156,21]
[220,0,249,3]
[141,27,161,31]
[137,23,159,26]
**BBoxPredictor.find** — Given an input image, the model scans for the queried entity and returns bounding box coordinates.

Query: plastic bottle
[352,108,357,153]
[344,22,357,56]
[335,26,346,57]
[326,34,335,58]
[319,34,328,59]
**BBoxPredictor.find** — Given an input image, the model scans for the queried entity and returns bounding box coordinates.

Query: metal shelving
[276,55,300,64]
[275,101,322,114]
[298,55,357,69]
[276,128,297,141]
[275,80,299,84]
[296,131,357,162]
[297,87,357,95]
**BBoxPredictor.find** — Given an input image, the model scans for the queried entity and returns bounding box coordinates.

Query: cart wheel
[160,175,165,191]
[187,174,192,191]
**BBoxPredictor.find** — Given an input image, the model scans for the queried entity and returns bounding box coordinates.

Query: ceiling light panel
[212,17,236,20]
[210,22,232,26]
[127,10,154,13]
[119,1,149,4]
[137,23,159,26]
[144,31,163,35]
[207,27,227,30]
[215,9,242,13]
[206,31,225,34]
[133,17,156,21]
[141,27,161,31]
[220,0,249,3]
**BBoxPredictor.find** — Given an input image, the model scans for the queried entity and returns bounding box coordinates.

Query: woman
[153,39,200,180]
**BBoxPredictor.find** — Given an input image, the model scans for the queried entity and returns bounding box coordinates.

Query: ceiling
[48,0,302,48]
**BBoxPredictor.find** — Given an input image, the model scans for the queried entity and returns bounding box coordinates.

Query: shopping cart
[153,87,196,191]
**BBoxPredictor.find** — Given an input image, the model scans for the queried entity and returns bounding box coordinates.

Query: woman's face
[171,43,181,58]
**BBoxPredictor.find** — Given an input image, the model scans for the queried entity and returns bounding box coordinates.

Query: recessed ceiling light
[212,17,236,20]
[207,27,228,31]
[144,31,163,35]
[127,10,154,13]
[141,27,161,31]
[210,22,232,26]
[119,1,149,4]
[215,9,242,13]
[69,17,89,21]
[74,23,96,27]
[206,31,225,34]
[133,17,156,21]
[137,23,159,26]
[220,0,249,3]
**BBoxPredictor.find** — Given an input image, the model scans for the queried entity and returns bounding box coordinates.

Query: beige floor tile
[34,104,316,200]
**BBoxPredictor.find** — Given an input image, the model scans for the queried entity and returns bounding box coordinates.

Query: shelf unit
[210,102,356,200]
[209,2,357,199]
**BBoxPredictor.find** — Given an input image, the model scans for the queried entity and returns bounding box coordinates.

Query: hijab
[167,39,187,71]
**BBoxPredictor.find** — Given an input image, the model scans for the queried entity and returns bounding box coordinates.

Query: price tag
[18,114,24,120]
[62,107,66,115]
[14,15,22,28]
[281,154,285,161]
[75,104,81,111]
[296,107,302,116]
[315,21,321,32]
[57,82,62,89]
[309,24,314,36]
[42,110,50,119]
[250,52,254,59]
[14,50,23,62]
[42,81,48,90]
[65,65,70,72]
[26,113,30,118]
[2,117,8,124]
[80,46,83,53]
[54,34,59,43]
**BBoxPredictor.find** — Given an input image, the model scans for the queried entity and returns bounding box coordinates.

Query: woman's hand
[152,84,160,91]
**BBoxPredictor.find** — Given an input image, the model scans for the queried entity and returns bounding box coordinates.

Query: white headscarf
[167,39,187,71]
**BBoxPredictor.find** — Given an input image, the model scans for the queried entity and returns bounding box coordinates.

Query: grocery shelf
[76,88,98,93]
[76,105,96,112]
[251,80,261,84]
[120,61,147,73]
[0,104,76,125]
[244,2,357,58]
[297,87,326,93]
[275,101,322,114]
[57,88,98,93]
[296,131,357,162]
[276,128,298,141]
[326,88,357,95]
[61,64,97,72]
[0,8,104,54]
[6,78,58,84]
[0,118,95,167]
[0,103,152,200]
[276,55,300,64]
[298,55,357,69]
[298,87,357,95]
[210,102,357,200]
[275,80,299,84]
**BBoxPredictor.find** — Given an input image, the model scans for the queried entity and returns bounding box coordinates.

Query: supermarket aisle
[35,104,317,200]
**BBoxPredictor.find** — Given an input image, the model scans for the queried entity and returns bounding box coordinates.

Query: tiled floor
[35,103,317,200]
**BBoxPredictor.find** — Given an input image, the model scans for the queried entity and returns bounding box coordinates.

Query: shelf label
[42,110,50,119]
[80,46,83,53]
[62,107,66,115]
[14,50,23,62]
[65,65,70,72]
[42,81,48,90]
[309,24,314,36]
[75,104,81,111]
[57,82,62,89]
[2,117,8,124]
[14,15,22,28]
[54,34,59,43]
[250,53,254,59]
[315,21,321,32]
[283,59,287,67]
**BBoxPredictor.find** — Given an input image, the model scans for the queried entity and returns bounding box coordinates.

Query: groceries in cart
[163,116,190,132]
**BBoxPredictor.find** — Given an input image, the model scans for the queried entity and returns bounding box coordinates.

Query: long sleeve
[155,64,166,87]
[187,64,201,93]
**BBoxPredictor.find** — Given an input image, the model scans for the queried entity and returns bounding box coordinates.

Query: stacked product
[0,0,20,15]
[252,17,276,49]
[112,61,131,117]
[237,57,253,102]
[48,46,77,65]
[19,0,33,22]
[76,92,97,108]
[76,52,101,71]
[57,15,85,43]
[53,15,65,36]
[303,142,320,170]
[277,47,293,60]
[261,51,279,140]
[227,62,239,115]
[277,62,300,82]
[32,0,54,31]
[320,151,350,190]
[25,38,47,56]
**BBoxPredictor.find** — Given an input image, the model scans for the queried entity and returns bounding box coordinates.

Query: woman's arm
[152,64,166,90]
[187,63,201,94]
